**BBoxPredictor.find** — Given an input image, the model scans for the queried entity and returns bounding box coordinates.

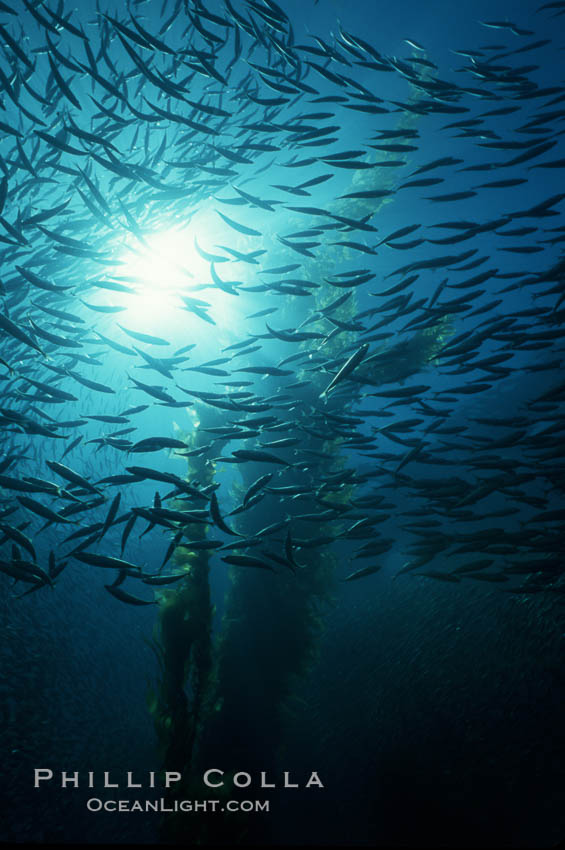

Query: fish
[104,585,156,605]
[73,552,142,572]
[320,344,370,398]
[216,210,262,236]
[118,325,170,346]
[17,496,72,525]
[129,437,187,453]
[0,311,45,356]
[0,0,562,787]
[243,473,273,508]
[342,564,382,581]
[221,554,276,572]
[99,493,121,542]
[45,461,101,495]
[0,522,36,560]
[210,491,241,537]
[231,449,292,466]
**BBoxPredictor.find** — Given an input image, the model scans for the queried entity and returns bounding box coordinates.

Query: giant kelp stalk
[152,323,446,845]
[148,406,225,781]
[149,101,448,844]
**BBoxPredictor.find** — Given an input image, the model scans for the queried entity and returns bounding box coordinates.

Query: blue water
[0,0,564,845]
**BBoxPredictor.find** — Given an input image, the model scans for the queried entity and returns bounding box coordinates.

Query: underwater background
[0,0,564,846]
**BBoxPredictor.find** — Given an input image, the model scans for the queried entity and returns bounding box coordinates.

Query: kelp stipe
[148,97,452,844]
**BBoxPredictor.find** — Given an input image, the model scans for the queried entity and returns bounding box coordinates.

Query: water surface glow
[115,214,240,337]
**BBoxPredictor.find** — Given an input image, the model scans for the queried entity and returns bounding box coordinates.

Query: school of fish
[1,0,565,605]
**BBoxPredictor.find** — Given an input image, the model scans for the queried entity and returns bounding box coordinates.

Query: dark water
[0,0,564,846]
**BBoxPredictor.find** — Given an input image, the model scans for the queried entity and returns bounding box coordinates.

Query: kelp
[147,406,222,804]
[148,91,451,844]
